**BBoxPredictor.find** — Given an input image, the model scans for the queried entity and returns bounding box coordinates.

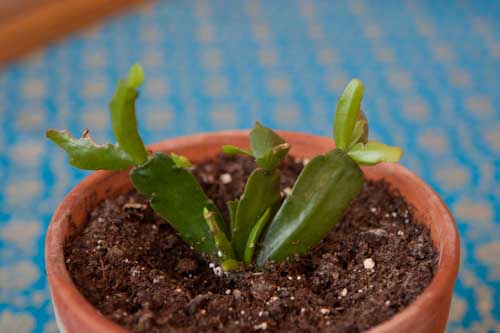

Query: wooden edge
[0,0,147,67]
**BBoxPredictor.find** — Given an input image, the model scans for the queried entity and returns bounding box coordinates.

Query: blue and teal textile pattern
[0,1,499,332]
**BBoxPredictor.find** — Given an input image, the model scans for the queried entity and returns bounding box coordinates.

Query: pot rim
[45,130,460,333]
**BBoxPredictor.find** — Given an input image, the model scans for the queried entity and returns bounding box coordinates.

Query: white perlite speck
[283,187,292,196]
[220,173,232,184]
[320,308,330,315]
[363,258,375,270]
[340,288,348,297]
[254,322,268,330]
[213,266,223,277]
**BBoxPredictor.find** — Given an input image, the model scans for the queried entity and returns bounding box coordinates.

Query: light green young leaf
[46,129,134,170]
[130,153,227,255]
[127,63,145,88]
[170,153,192,168]
[333,79,364,150]
[221,145,254,157]
[203,208,238,266]
[109,64,148,165]
[227,200,239,236]
[347,141,403,165]
[243,208,271,264]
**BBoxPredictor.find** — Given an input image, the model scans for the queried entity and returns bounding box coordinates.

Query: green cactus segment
[334,79,364,150]
[221,145,254,157]
[203,208,237,264]
[170,153,192,168]
[347,141,403,165]
[231,169,281,260]
[109,64,148,165]
[46,129,135,170]
[255,143,291,171]
[250,122,290,170]
[226,200,239,235]
[256,149,364,266]
[250,122,285,156]
[127,63,145,88]
[243,207,271,264]
[347,111,369,150]
[130,153,226,255]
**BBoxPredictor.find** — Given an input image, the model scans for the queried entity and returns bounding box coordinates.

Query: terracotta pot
[45,131,460,333]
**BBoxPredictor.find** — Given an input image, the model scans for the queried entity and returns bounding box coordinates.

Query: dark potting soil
[65,154,437,333]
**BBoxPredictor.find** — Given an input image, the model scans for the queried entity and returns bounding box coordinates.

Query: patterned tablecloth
[0,1,499,332]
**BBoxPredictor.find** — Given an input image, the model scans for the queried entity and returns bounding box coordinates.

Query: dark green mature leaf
[347,141,403,165]
[256,149,364,265]
[243,208,271,264]
[231,169,281,260]
[333,79,364,150]
[249,122,285,158]
[46,129,134,170]
[249,122,291,170]
[130,153,226,255]
[110,64,148,164]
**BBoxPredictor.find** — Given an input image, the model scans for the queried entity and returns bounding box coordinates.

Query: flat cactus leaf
[249,122,291,170]
[109,64,148,164]
[256,149,364,265]
[46,129,134,170]
[203,208,237,265]
[170,152,192,168]
[348,141,403,165]
[221,145,253,157]
[130,153,226,255]
[249,122,286,157]
[255,143,291,171]
[227,200,239,236]
[243,207,271,264]
[347,110,369,150]
[231,168,281,260]
[333,79,364,150]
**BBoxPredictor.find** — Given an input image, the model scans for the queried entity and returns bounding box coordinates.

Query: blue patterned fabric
[0,1,499,332]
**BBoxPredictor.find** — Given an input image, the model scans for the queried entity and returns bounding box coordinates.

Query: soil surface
[65,154,437,333]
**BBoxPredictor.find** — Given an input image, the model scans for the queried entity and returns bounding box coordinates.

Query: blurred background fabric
[0,0,499,332]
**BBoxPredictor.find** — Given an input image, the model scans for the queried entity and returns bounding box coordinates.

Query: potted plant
[45,64,459,333]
